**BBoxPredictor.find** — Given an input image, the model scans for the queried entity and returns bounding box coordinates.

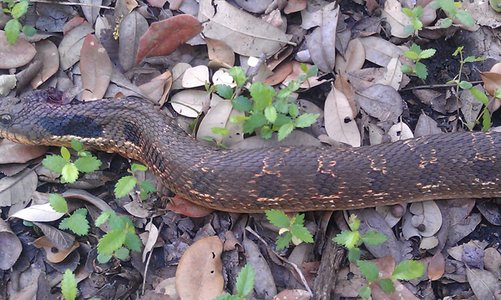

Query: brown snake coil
[0,90,500,212]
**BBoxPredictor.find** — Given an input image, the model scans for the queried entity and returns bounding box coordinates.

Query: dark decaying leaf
[0,218,22,270]
[80,34,112,100]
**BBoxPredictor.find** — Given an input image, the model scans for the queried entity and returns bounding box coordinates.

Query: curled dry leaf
[324,83,361,147]
[33,222,75,250]
[0,31,37,69]
[138,71,172,104]
[119,11,149,71]
[205,37,235,68]
[306,3,339,72]
[356,84,403,123]
[175,236,224,299]
[59,22,95,70]
[32,236,79,263]
[31,40,59,88]
[135,14,202,64]
[466,268,500,300]
[80,34,112,100]
[284,0,307,14]
[264,61,293,85]
[142,221,159,262]
[182,65,209,88]
[0,218,22,270]
[171,90,211,118]
[11,203,65,222]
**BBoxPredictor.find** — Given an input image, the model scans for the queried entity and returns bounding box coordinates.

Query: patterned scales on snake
[0,90,500,212]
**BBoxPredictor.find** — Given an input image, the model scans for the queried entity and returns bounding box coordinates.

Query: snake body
[0,90,500,212]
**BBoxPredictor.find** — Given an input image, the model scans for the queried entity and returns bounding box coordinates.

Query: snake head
[0,95,41,144]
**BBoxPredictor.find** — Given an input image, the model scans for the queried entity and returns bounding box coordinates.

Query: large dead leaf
[243,238,277,298]
[170,90,211,118]
[200,0,292,57]
[0,140,46,164]
[32,236,79,263]
[59,21,94,70]
[359,36,404,67]
[31,40,59,88]
[0,31,36,69]
[466,268,500,300]
[197,100,244,147]
[80,0,101,24]
[80,34,112,100]
[356,84,403,123]
[324,83,361,147]
[175,236,224,299]
[305,3,339,72]
[166,194,214,217]
[0,218,22,270]
[205,37,235,68]
[335,38,365,74]
[138,71,172,104]
[119,11,149,71]
[0,168,37,209]
[11,203,64,222]
[135,14,202,64]
[381,0,411,38]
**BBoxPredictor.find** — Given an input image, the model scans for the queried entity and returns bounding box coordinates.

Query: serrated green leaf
[290,224,314,243]
[292,213,305,226]
[348,214,361,231]
[414,62,428,80]
[306,65,318,78]
[413,6,424,17]
[347,248,361,262]
[392,260,425,280]
[295,113,319,128]
[250,82,275,112]
[357,260,379,282]
[464,55,484,63]
[438,17,453,28]
[140,180,156,194]
[265,209,291,228]
[95,211,112,226]
[288,104,299,118]
[361,230,387,245]
[458,81,473,90]
[333,230,360,249]
[74,156,101,173]
[236,264,255,296]
[403,50,420,61]
[216,84,234,99]
[273,113,292,127]
[22,24,36,37]
[114,247,130,260]
[124,232,142,252]
[131,163,147,172]
[359,286,371,300]
[61,163,79,183]
[61,147,71,161]
[276,231,292,250]
[70,139,84,152]
[4,19,21,44]
[495,88,501,98]
[277,122,294,141]
[419,48,436,59]
[409,43,422,53]
[232,95,252,112]
[378,278,395,293]
[437,0,456,14]
[108,213,126,231]
[97,253,112,263]
[243,113,267,134]
[114,176,137,198]
[264,106,277,123]
[49,194,68,213]
[482,109,491,131]
[400,64,413,74]
[455,10,474,27]
[211,127,230,136]
[229,67,246,87]
[61,269,77,300]
[213,294,237,300]
[469,87,489,104]
[42,155,67,173]
[98,229,127,255]
[59,212,89,236]
[11,0,28,18]
[260,126,273,139]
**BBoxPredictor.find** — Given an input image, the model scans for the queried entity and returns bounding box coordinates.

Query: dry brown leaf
[32,236,79,263]
[305,3,339,72]
[166,194,214,217]
[381,0,411,38]
[414,113,442,137]
[356,84,403,123]
[283,61,326,88]
[33,222,75,250]
[359,36,404,67]
[59,22,94,70]
[476,200,501,225]
[460,85,484,129]
[196,101,244,147]
[80,0,101,24]
[80,34,112,100]
[484,248,501,278]
[118,11,149,71]
[170,90,211,118]
[466,268,500,300]
[0,31,36,69]
[324,83,361,147]
[243,238,277,298]
[335,38,365,74]
[205,37,235,68]
[175,236,224,299]
[200,0,292,58]
[264,61,293,85]
[234,0,273,13]
[138,71,172,104]
[182,65,209,88]
[428,252,445,280]
[284,0,307,14]
[31,40,59,88]
[387,122,413,141]
[154,277,178,298]
[142,221,159,262]
[0,168,37,210]
[0,218,22,270]
[0,140,46,164]
[406,201,442,238]
[272,289,310,300]
[463,0,501,28]
[380,57,403,90]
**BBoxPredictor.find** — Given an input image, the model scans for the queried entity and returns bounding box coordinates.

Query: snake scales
[0,90,500,212]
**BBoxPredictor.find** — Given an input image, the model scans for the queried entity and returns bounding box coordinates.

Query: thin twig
[400,80,483,91]
[30,0,114,10]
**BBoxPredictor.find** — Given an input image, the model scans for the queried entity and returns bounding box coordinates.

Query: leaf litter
[0,0,499,299]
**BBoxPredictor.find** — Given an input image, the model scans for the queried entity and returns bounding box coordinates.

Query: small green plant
[61,269,78,300]
[265,209,314,250]
[2,0,36,44]
[114,163,156,200]
[401,43,436,80]
[448,46,490,131]
[42,139,102,183]
[402,6,424,35]
[49,194,90,236]
[95,210,142,263]
[215,264,255,300]
[334,215,425,299]
[431,0,475,28]
[212,65,320,141]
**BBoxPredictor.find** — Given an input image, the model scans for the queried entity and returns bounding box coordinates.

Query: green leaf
[235,264,255,296]
[11,0,28,19]
[260,126,273,139]
[357,260,379,282]
[49,194,68,213]
[277,122,294,141]
[458,81,473,90]
[124,232,142,252]
[95,211,112,226]
[216,84,234,99]
[347,248,361,262]
[70,139,84,152]
[98,229,127,255]
[213,294,236,300]
[211,127,230,136]
[265,209,291,228]
[348,214,361,231]
[4,19,21,44]
[482,109,491,132]
[403,50,419,61]
[333,230,360,249]
[288,104,299,118]
[290,224,314,243]
[61,163,79,183]
[250,82,275,112]
[418,48,436,59]
[108,213,126,231]
[392,260,425,280]
[402,7,413,16]
[400,64,413,74]
[74,156,101,173]
[276,231,292,250]
[232,95,252,112]
[243,113,267,134]
[469,87,489,105]
[361,230,387,245]
[22,24,36,37]
[140,180,156,194]
[114,247,130,260]
[455,10,474,27]
[61,146,71,161]
[464,55,485,63]
[229,67,246,87]
[114,176,137,198]
[273,113,293,127]
[437,0,456,15]
[42,155,66,174]
[359,286,371,300]
[59,210,89,236]
[438,17,453,28]
[495,88,501,99]
[305,65,318,78]
[295,113,319,128]
[414,62,428,80]
[97,253,112,264]
[131,163,148,172]
[61,269,77,300]
[378,278,395,293]
[413,6,424,17]
[264,106,277,123]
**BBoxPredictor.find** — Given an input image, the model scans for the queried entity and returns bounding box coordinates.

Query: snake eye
[0,114,12,126]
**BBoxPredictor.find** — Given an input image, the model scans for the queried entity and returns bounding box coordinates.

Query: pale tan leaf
[205,37,235,68]
[175,236,224,299]
[324,83,361,147]
[409,201,442,237]
[0,31,36,69]
[414,113,442,137]
[80,34,112,100]
[243,238,277,298]
[32,236,79,263]
[480,70,501,98]
[142,221,159,262]
[154,277,178,297]
[388,122,413,141]
[171,63,192,90]
[138,71,172,104]
[197,101,244,147]
[234,0,273,13]
[0,218,22,270]
[212,69,236,87]
[359,36,404,67]
[284,0,307,14]
[419,236,439,250]
[466,268,499,300]
[11,203,64,222]
[356,84,403,123]
[381,0,411,38]
[182,65,209,88]
[335,38,365,74]
[460,85,484,129]
[0,75,17,96]
[171,90,211,118]
[428,252,445,280]
[379,57,403,90]
[31,40,60,88]
[59,22,94,70]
